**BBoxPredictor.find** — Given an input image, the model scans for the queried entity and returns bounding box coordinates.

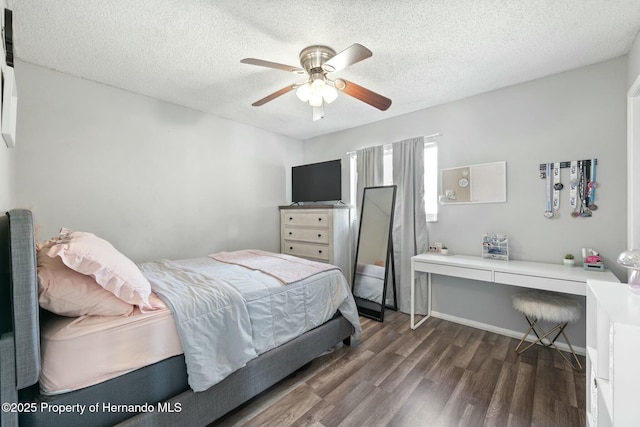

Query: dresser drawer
[283,227,329,244]
[494,272,585,295]
[282,212,329,228]
[283,242,330,261]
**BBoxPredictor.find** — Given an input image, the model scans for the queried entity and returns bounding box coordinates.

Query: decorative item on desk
[582,248,604,271]
[617,249,640,294]
[482,233,508,260]
[440,246,449,255]
[563,254,575,266]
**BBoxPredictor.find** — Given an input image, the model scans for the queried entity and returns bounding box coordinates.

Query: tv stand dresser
[279,205,351,280]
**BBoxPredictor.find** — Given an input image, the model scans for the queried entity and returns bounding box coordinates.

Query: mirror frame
[352,185,397,322]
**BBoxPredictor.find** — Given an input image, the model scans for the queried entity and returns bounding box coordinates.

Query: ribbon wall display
[569,161,578,210]
[539,159,598,219]
[552,162,560,214]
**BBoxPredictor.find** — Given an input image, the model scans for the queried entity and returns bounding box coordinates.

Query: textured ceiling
[8,0,640,140]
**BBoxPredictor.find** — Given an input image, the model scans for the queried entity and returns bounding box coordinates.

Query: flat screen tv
[292,159,342,203]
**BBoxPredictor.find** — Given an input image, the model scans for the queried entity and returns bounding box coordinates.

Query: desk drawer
[283,228,329,244]
[283,242,330,261]
[494,272,585,296]
[416,262,493,282]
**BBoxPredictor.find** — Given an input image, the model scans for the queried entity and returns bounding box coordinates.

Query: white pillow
[37,241,134,317]
[46,230,153,310]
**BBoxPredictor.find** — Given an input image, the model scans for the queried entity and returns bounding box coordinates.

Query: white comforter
[139,257,361,392]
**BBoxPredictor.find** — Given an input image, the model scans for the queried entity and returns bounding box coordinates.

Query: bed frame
[0,209,354,427]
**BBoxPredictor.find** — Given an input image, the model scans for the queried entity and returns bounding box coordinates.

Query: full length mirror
[440,161,507,204]
[352,185,397,321]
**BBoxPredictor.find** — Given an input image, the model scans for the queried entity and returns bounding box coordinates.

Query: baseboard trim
[430,311,586,356]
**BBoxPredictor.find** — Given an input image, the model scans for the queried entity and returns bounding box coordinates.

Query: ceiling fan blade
[241,58,305,74]
[313,105,324,121]
[252,84,299,106]
[322,43,372,73]
[334,79,392,111]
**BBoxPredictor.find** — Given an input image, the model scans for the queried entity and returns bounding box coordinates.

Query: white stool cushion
[512,291,581,323]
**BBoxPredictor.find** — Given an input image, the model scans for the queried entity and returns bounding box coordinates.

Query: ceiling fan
[241,43,392,121]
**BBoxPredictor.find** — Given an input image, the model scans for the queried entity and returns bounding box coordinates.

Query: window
[350,141,438,221]
[423,142,438,221]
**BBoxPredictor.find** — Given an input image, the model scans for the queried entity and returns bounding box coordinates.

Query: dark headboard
[6,209,40,389]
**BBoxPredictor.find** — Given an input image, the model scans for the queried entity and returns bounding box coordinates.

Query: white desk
[410,253,619,330]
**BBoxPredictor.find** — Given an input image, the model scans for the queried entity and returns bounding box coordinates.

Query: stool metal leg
[522,315,556,347]
[515,316,563,353]
[514,315,583,371]
[557,327,583,371]
[515,318,538,352]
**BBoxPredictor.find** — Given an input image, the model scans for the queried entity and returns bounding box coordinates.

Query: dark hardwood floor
[212,311,586,427]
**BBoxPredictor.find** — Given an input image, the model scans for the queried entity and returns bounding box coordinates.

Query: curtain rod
[346,133,442,156]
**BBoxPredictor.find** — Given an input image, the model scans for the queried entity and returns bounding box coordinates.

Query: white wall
[0,116,12,212]
[628,30,640,89]
[0,0,14,212]
[14,60,303,262]
[304,57,629,347]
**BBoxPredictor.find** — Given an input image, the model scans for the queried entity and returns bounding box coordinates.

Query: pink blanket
[209,250,338,284]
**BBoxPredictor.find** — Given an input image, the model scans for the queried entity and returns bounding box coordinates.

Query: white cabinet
[586,280,640,427]
[279,205,351,279]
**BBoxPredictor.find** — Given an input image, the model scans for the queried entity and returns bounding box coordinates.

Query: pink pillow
[37,241,134,317]
[46,230,153,310]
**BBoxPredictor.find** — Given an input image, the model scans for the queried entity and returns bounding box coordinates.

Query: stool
[511,290,582,370]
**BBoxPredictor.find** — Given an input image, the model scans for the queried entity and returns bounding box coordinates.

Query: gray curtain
[355,146,384,212]
[353,146,384,284]
[392,137,429,314]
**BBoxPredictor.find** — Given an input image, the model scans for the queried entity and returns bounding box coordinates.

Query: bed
[0,209,361,427]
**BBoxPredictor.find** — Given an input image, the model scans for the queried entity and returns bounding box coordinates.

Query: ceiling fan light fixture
[311,77,325,91]
[308,94,323,107]
[296,82,311,102]
[322,84,338,104]
[298,76,336,107]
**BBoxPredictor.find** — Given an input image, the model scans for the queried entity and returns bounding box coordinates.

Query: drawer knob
[289,231,293,235]
[318,218,322,222]
[318,250,323,254]
[289,246,293,250]
[318,234,322,238]
[289,217,293,221]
